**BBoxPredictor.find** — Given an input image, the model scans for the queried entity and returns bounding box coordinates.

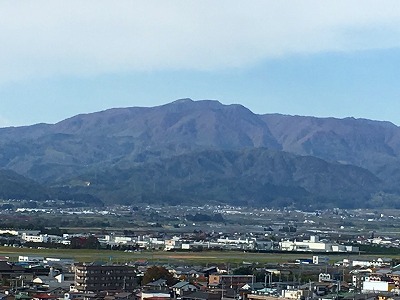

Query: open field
[0,247,397,265]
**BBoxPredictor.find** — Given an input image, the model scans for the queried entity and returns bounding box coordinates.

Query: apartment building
[74,264,137,292]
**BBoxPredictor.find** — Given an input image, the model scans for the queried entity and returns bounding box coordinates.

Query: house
[281,288,313,300]
[170,267,203,280]
[202,267,218,278]
[32,275,59,288]
[240,283,270,300]
[55,272,75,284]
[182,291,221,300]
[143,279,168,291]
[44,287,70,299]
[32,293,58,300]
[140,290,170,300]
[114,292,135,300]
[240,282,265,292]
[171,281,198,297]
[0,261,27,286]
[64,291,87,300]
[208,274,254,289]
[193,281,208,291]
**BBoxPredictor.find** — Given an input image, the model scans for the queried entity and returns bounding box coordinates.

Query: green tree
[85,235,101,249]
[70,236,100,249]
[233,266,253,275]
[142,266,177,286]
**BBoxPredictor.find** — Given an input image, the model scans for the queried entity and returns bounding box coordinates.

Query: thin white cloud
[0,0,400,83]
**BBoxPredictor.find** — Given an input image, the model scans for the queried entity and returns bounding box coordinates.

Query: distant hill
[0,169,103,207]
[261,114,400,187]
[1,98,400,208]
[0,169,49,201]
[64,148,382,208]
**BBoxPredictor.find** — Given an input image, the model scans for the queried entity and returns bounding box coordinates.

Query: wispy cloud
[1,1,400,83]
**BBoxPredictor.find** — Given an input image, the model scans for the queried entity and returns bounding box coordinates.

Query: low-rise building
[74,264,137,292]
[208,274,254,289]
[171,281,199,297]
[279,236,359,253]
[21,233,49,243]
[362,275,395,293]
[19,255,44,263]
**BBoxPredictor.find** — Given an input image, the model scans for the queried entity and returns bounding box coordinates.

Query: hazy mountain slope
[0,169,49,201]
[65,148,381,208]
[261,114,400,185]
[0,99,280,183]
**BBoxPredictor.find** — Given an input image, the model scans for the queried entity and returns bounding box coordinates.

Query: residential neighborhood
[0,253,398,300]
[0,206,398,300]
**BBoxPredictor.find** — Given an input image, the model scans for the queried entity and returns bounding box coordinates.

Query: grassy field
[0,246,394,266]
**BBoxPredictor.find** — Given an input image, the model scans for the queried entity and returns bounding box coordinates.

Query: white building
[0,230,40,236]
[21,233,49,243]
[362,277,395,293]
[164,237,182,251]
[279,236,359,253]
[352,258,392,268]
[280,236,330,251]
[45,257,75,265]
[281,288,313,299]
[19,255,44,262]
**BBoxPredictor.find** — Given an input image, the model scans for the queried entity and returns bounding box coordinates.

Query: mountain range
[1,98,400,208]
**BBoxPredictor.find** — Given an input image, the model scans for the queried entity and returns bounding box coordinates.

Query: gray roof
[115,292,133,298]
[241,282,265,290]
[147,279,167,286]
[182,291,210,300]
[172,281,190,288]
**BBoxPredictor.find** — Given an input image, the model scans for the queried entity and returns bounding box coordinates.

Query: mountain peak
[171,98,194,104]
[169,98,222,107]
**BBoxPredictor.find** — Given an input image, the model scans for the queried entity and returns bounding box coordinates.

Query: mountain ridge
[65,148,382,208]
[1,99,400,208]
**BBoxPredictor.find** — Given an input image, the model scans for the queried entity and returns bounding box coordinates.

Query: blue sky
[1,1,400,127]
